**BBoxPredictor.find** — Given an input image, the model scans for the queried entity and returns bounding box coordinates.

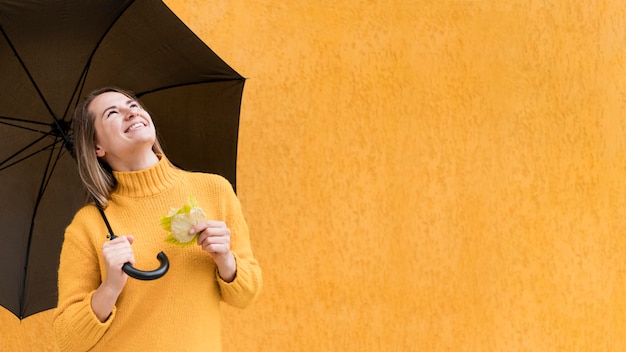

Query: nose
[124,106,138,119]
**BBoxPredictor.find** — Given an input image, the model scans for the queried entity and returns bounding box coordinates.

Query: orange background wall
[3,0,626,351]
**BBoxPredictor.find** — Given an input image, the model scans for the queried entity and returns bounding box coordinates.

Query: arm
[91,235,135,322]
[191,199,262,308]
[214,177,263,308]
[53,209,111,352]
[194,220,237,282]
[53,208,136,351]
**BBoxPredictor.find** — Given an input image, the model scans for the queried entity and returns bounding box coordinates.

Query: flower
[161,195,206,247]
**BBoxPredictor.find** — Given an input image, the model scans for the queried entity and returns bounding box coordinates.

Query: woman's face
[90,91,156,162]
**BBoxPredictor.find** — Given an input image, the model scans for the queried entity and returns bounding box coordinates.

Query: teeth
[126,122,144,132]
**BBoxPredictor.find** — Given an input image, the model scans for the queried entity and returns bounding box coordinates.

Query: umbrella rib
[41,140,68,196]
[70,0,136,114]
[136,79,246,98]
[0,119,54,135]
[0,26,58,121]
[19,138,62,319]
[0,26,73,152]
[66,64,90,123]
[0,116,51,126]
[0,136,59,172]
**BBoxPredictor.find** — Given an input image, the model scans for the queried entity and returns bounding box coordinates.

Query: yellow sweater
[53,156,262,351]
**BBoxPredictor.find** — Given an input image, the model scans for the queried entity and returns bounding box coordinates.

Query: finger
[190,220,226,234]
[106,235,133,247]
[196,229,230,246]
[204,227,231,238]
[200,234,230,250]
[103,246,134,262]
[202,239,229,253]
[201,235,229,246]
[102,238,135,265]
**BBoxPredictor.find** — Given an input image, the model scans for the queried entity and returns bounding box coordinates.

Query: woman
[53,87,262,351]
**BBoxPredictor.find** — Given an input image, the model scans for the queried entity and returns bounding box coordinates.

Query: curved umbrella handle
[97,205,169,280]
[122,251,169,280]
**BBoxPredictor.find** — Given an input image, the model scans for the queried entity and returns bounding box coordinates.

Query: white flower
[169,207,206,243]
[161,196,206,247]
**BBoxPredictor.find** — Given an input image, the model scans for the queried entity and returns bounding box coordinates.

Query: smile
[125,122,146,133]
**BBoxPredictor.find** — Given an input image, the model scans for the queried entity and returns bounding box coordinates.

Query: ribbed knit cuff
[217,252,262,309]
[55,291,116,351]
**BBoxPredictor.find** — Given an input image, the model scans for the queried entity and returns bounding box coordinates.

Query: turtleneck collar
[112,154,180,198]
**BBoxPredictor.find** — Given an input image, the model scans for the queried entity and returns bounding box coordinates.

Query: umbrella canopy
[0,0,244,319]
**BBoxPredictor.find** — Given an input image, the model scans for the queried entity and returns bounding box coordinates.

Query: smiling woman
[0,0,246,328]
[92,92,159,172]
[71,88,166,208]
[52,87,262,352]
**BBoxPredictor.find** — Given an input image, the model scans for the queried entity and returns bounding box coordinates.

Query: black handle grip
[121,251,169,280]
[98,205,170,281]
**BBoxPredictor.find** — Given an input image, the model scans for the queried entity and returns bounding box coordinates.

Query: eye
[106,110,118,118]
[130,102,139,109]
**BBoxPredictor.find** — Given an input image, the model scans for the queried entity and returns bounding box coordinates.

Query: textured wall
[3,0,626,351]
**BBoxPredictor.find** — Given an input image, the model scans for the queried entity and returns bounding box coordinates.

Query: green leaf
[162,194,205,247]
[165,233,197,248]
[160,215,173,232]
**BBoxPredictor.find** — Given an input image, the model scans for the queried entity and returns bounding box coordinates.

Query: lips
[124,121,146,133]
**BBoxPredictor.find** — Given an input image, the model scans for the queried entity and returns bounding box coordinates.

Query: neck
[112,154,178,197]
[106,149,160,172]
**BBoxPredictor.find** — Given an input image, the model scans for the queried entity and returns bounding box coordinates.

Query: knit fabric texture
[53,155,262,352]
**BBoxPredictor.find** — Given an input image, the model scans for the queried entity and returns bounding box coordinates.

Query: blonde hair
[72,87,164,208]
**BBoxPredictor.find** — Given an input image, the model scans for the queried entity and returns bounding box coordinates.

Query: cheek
[93,123,114,147]
[93,125,104,144]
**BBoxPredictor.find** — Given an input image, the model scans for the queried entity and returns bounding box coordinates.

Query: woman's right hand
[101,235,135,294]
[91,235,135,322]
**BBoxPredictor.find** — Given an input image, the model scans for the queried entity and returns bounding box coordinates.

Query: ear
[95,145,105,158]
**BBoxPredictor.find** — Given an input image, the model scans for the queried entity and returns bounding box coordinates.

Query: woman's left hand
[191,220,236,282]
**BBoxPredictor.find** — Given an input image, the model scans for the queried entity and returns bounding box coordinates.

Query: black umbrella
[0,0,244,319]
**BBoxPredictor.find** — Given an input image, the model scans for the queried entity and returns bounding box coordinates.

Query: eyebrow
[102,99,135,118]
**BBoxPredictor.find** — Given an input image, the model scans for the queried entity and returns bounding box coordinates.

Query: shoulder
[70,203,100,224]
[180,171,241,211]
[65,203,104,237]
[62,203,104,254]
[183,171,235,193]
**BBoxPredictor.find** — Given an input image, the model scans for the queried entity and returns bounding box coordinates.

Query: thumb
[126,235,135,245]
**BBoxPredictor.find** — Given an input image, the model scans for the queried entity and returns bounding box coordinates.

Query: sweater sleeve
[53,207,114,352]
[215,178,263,308]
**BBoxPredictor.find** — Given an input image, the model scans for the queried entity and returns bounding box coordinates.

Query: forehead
[89,91,133,114]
